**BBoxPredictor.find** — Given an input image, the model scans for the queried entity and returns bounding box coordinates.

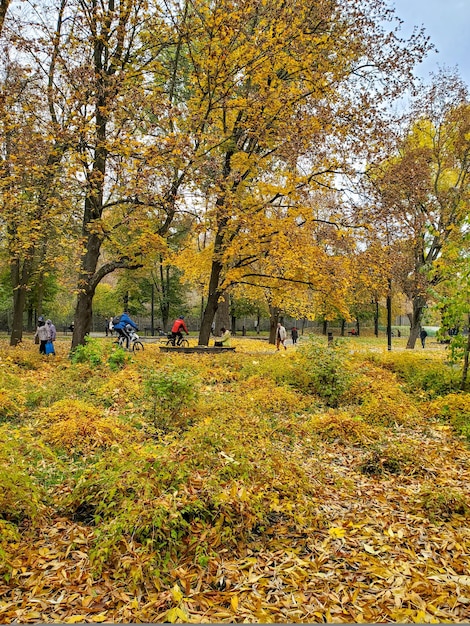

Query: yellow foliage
[347,363,420,426]
[39,399,140,453]
[0,388,24,421]
[96,369,144,407]
[307,409,380,444]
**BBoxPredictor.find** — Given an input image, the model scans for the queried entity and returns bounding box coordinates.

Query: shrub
[418,485,468,521]
[308,410,379,445]
[0,427,45,524]
[358,441,424,477]
[0,520,20,581]
[144,367,199,432]
[107,345,131,371]
[367,352,458,397]
[39,399,140,453]
[427,393,470,439]
[70,336,103,367]
[292,337,352,407]
[0,389,24,423]
[96,368,144,408]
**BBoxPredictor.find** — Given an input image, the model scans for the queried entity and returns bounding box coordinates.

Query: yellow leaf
[64,616,87,624]
[363,543,379,555]
[90,615,108,623]
[231,595,239,612]
[328,527,346,538]
[165,608,179,623]
[171,583,183,603]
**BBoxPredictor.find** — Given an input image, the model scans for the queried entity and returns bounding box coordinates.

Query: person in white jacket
[276,322,287,351]
[34,317,50,354]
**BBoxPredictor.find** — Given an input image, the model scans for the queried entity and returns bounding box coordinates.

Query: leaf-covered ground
[0,335,469,623]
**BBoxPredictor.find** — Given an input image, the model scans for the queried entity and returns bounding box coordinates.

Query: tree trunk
[199,258,223,345]
[215,292,230,335]
[460,315,470,390]
[71,232,102,349]
[340,319,345,337]
[9,258,32,346]
[374,299,379,337]
[322,319,328,335]
[10,284,27,346]
[268,305,280,344]
[406,294,427,349]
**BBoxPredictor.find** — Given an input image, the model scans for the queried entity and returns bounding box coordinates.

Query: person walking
[291,326,298,345]
[45,319,57,355]
[420,328,428,348]
[276,322,287,351]
[171,316,189,345]
[35,317,50,354]
[113,311,138,349]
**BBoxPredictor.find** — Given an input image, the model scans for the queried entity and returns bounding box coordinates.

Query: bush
[144,367,199,432]
[308,410,379,445]
[0,520,20,581]
[0,427,45,524]
[0,389,24,423]
[292,337,352,407]
[107,345,131,371]
[346,363,420,427]
[427,393,470,439]
[418,485,468,521]
[38,399,140,453]
[368,352,458,397]
[70,336,103,367]
[359,441,424,477]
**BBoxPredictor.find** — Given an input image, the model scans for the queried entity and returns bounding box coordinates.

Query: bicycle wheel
[165,338,175,346]
[179,338,189,348]
[132,341,144,351]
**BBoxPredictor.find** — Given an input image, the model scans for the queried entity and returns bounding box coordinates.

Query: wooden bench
[159,346,235,354]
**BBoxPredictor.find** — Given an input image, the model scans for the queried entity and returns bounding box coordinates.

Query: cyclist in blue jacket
[113,312,138,349]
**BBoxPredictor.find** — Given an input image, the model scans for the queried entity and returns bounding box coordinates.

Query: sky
[389,0,470,87]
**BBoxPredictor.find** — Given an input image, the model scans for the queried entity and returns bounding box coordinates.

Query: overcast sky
[389,0,470,87]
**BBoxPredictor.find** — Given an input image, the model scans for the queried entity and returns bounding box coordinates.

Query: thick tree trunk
[215,292,230,335]
[199,258,223,345]
[406,294,427,349]
[268,305,280,344]
[10,259,32,346]
[71,233,102,349]
[10,284,27,346]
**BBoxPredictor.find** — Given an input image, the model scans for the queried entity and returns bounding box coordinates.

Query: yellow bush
[426,393,470,439]
[242,376,309,413]
[0,389,24,422]
[347,363,420,426]
[307,409,380,444]
[96,368,144,406]
[39,399,140,452]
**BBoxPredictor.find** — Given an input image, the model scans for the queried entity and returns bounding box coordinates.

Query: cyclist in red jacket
[171,316,189,345]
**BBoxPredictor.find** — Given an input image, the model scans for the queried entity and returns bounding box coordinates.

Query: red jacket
[171,318,188,333]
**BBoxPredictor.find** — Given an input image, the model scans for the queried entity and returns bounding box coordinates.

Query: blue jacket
[114,313,138,331]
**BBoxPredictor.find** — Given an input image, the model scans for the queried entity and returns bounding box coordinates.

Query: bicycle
[165,332,189,348]
[116,326,144,351]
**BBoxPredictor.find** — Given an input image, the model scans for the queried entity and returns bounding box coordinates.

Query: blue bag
[45,340,55,355]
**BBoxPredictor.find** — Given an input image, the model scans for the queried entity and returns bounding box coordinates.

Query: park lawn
[0,335,469,624]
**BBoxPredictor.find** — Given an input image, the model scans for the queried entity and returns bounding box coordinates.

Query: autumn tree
[161,0,430,345]
[0,52,73,345]
[367,72,470,348]
[0,0,10,35]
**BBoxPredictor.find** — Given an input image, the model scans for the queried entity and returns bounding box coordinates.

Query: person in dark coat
[419,328,428,348]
